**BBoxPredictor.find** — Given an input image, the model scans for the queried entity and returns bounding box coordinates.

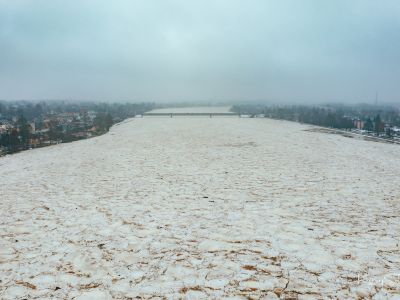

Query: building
[29,122,36,133]
[353,119,364,130]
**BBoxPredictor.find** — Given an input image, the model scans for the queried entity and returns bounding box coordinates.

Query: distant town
[0,101,154,156]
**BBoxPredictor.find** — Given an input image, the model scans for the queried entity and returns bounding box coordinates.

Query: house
[0,121,13,134]
[0,124,7,134]
[29,122,36,133]
[0,146,6,156]
[353,119,364,130]
[392,127,400,136]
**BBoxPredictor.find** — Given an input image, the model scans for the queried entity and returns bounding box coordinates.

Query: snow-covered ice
[1,107,400,299]
[149,106,232,114]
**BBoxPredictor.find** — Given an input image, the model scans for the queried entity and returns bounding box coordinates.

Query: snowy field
[1,107,400,299]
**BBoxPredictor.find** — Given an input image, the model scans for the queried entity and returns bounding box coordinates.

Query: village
[351,116,400,141]
[0,101,154,156]
[0,111,105,155]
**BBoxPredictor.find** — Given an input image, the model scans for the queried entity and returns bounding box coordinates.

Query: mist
[1,0,399,103]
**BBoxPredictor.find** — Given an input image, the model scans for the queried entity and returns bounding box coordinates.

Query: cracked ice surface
[1,107,400,299]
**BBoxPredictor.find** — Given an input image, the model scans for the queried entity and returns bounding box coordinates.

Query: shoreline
[305,126,400,145]
[256,115,400,146]
[0,118,132,158]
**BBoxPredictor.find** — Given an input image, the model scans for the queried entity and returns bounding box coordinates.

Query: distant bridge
[143,112,241,117]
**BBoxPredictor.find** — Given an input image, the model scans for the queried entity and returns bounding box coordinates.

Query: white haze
[0,0,400,103]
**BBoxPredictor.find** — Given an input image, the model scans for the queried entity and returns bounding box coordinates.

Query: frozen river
[1,107,400,299]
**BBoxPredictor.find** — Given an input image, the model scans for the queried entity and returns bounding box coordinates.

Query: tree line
[231,104,400,134]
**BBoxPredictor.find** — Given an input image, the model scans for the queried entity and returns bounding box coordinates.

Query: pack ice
[1,107,400,299]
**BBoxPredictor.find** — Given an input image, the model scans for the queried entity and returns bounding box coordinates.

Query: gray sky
[0,0,399,103]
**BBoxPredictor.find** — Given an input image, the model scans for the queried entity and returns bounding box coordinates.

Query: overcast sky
[0,0,399,103]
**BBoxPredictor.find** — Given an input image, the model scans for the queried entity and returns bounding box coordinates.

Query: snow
[149,106,232,113]
[1,106,400,299]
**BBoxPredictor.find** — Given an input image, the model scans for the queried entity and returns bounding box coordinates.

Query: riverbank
[305,127,400,145]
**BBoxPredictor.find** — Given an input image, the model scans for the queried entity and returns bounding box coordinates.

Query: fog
[1,0,399,103]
